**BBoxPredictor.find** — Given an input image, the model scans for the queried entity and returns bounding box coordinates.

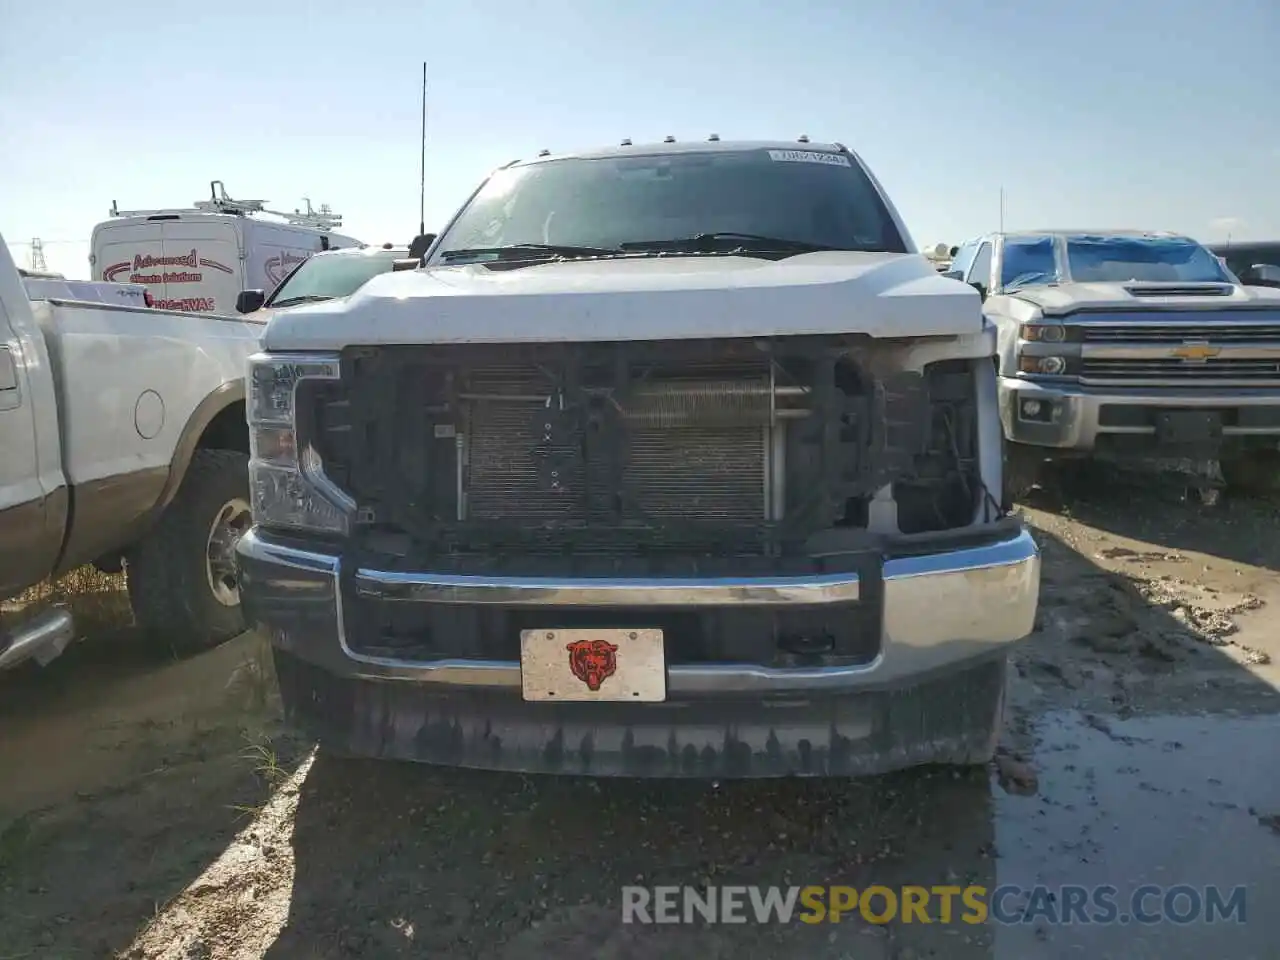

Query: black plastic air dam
[273,649,1006,778]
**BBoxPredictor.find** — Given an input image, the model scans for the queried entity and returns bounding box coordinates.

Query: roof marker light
[708,133,720,141]
[797,134,810,143]
[537,149,551,157]
[620,138,632,146]
[663,135,676,143]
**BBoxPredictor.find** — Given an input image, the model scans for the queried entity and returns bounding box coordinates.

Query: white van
[89,181,362,315]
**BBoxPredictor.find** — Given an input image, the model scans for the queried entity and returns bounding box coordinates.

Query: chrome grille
[1082,358,1280,381]
[1083,324,1280,343]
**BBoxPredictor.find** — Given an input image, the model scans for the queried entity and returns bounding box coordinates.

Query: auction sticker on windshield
[767,150,851,166]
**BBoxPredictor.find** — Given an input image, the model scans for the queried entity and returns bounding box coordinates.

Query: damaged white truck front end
[236,139,1040,777]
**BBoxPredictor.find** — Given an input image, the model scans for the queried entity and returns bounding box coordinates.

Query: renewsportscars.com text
[621,884,1248,926]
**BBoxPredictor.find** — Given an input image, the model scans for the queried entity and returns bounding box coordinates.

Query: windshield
[1217,244,1280,279]
[1064,235,1230,284]
[266,252,399,306]
[1000,235,1060,290]
[431,148,907,262]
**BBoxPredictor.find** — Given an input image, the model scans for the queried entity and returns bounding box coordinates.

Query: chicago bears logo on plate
[566,637,619,691]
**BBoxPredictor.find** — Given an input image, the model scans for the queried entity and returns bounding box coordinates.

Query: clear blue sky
[2,0,1277,277]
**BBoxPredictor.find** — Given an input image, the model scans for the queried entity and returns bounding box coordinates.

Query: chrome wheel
[206,498,251,607]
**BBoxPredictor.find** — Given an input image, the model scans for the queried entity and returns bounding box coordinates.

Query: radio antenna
[418,62,428,238]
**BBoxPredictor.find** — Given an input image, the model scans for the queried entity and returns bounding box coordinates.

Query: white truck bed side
[29,299,263,569]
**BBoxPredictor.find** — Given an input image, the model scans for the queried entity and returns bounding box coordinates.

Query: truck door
[158,219,243,314]
[95,220,165,288]
[0,296,62,597]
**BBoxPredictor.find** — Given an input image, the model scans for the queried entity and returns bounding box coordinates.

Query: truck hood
[1003,281,1280,317]
[261,251,982,350]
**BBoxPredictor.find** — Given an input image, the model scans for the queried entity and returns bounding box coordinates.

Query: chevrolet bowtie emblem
[1171,341,1220,362]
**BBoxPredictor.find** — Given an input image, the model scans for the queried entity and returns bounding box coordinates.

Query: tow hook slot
[777,630,836,656]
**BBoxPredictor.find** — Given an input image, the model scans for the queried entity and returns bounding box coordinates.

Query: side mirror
[1242,264,1280,288]
[236,289,266,314]
[407,233,437,260]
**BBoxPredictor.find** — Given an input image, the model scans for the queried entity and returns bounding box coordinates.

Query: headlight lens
[1017,355,1068,375]
[1020,323,1068,343]
[247,353,351,534]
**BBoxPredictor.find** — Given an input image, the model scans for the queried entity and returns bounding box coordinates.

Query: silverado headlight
[247,353,352,534]
[1016,322,1081,377]
[1019,323,1067,343]
[1017,355,1069,375]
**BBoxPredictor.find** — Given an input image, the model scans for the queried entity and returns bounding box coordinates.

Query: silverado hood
[1006,281,1280,317]
[261,252,981,350]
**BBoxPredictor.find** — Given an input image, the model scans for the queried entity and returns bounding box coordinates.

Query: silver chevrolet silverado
[945,230,1280,498]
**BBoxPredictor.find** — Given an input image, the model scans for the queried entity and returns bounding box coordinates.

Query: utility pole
[29,238,47,272]
[419,61,428,240]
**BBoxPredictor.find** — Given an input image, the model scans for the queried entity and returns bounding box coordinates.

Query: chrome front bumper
[999,377,1280,451]
[236,522,1040,694]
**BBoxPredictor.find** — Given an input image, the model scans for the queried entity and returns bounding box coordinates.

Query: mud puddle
[992,709,1280,959]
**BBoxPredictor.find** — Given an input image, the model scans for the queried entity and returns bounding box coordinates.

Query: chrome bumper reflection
[353,569,860,606]
[1000,377,1280,450]
[237,525,1040,693]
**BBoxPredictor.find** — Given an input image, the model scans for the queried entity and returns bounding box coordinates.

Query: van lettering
[128,271,203,284]
[153,297,216,312]
[265,249,313,286]
[133,248,198,270]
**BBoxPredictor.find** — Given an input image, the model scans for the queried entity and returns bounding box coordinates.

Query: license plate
[1155,410,1223,444]
[520,628,666,702]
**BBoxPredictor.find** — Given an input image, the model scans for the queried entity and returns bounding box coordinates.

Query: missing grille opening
[301,337,982,567]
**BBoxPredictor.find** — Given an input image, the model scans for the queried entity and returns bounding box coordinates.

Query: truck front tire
[127,448,251,655]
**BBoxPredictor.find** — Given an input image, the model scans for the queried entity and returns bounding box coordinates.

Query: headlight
[1017,355,1069,375]
[247,353,352,534]
[1020,323,1068,343]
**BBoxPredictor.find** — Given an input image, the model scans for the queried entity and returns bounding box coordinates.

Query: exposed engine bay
[302,335,992,574]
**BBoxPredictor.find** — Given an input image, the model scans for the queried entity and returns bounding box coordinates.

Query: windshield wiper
[269,294,334,308]
[438,243,622,263]
[619,232,841,254]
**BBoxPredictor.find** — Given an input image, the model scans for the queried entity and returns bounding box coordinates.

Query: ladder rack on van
[107,180,345,232]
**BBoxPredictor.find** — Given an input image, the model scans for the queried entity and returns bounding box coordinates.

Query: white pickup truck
[947,230,1280,498]
[0,232,261,669]
[237,138,1042,779]
[20,268,153,308]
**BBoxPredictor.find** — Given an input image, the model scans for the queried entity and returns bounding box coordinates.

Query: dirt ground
[1,464,1278,959]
